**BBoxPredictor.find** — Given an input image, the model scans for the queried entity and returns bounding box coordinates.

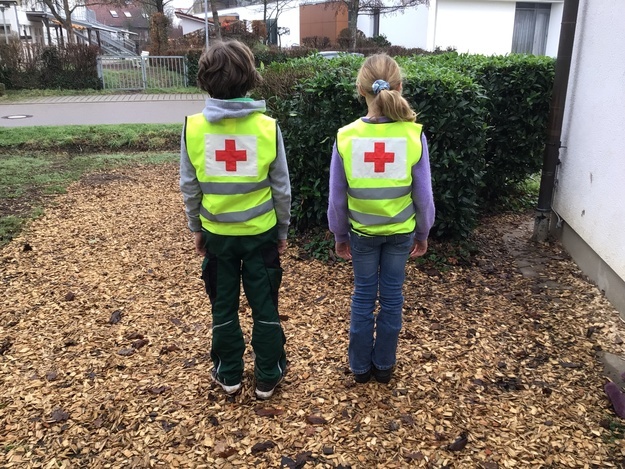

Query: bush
[0,40,39,89]
[253,46,315,67]
[167,48,203,87]
[397,59,488,239]
[336,28,368,49]
[0,41,100,90]
[149,13,170,55]
[258,54,489,239]
[262,55,362,232]
[302,36,331,49]
[369,34,391,47]
[423,53,555,202]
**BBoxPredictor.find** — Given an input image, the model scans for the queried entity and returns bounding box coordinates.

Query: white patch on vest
[351,138,407,179]
[205,134,258,177]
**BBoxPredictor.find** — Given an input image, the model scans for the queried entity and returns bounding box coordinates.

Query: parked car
[317,51,364,59]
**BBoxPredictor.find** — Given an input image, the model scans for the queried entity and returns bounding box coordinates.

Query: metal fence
[97,55,188,91]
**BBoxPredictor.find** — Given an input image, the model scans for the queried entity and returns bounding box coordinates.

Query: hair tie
[372,79,390,95]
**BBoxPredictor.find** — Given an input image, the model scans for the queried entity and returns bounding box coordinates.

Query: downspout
[532,0,581,241]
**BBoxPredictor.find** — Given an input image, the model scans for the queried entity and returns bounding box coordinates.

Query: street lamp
[203,0,209,51]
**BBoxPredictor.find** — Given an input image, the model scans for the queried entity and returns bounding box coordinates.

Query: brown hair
[357,54,417,123]
[197,40,262,99]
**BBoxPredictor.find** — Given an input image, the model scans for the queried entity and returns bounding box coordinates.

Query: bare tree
[41,0,79,42]
[339,0,429,50]
[262,0,297,46]
[135,0,172,14]
[210,0,221,41]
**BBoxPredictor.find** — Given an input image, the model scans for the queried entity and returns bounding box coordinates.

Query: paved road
[0,94,207,127]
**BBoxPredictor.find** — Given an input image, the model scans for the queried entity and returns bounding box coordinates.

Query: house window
[511,2,551,55]
[110,10,119,17]
[0,24,11,37]
[372,8,380,37]
[123,11,132,17]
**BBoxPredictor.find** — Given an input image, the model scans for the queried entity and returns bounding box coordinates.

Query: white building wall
[217,3,300,47]
[434,0,516,55]
[553,0,625,281]
[182,0,566,53]
[178,16,204,35]
[0,3,21,40]
[357,5,429,49]
[425,0,563,56]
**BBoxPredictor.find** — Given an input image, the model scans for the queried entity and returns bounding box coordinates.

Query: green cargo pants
[201,226,286,386]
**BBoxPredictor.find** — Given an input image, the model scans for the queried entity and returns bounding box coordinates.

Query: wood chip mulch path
[1,163,625,468]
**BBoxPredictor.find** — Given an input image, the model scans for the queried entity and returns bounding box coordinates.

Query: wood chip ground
[1,163,624,468]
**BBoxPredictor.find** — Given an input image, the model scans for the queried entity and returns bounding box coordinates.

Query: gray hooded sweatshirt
[180,98,291,240]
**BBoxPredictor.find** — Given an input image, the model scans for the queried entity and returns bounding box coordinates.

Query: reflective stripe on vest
[336,119,423,236]
[185,112,277,235]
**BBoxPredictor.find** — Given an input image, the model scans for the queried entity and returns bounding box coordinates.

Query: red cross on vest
[215,139,247,172]
[364,142,395,173]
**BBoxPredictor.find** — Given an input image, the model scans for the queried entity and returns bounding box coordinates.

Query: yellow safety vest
[185,112,278,235]
[336,119,423,236]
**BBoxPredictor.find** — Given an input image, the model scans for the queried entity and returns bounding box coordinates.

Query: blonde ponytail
[357,54,417,123]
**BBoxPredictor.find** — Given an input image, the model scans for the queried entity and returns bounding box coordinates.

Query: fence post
[96,56,105,89]
[183,56,189,87]
[140,56,148,90]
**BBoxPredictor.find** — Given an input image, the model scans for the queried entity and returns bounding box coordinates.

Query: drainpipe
[532,0,581,242]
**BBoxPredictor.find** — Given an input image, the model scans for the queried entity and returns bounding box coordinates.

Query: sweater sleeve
[268,124,292,240]
[411,132,436,241]
[327,141,350,243]
[179,121,203,232]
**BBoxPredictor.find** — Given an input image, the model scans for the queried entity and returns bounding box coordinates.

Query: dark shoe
[211,369,241,395]
[372,366,393,383]
[255,373,285,400]
[354,370,372,383]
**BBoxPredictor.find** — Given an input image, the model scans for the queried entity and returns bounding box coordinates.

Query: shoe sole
[212,373,241,395]
[255,375,284,400]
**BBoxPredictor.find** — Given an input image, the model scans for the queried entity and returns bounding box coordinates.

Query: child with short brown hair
[180,40,291,399]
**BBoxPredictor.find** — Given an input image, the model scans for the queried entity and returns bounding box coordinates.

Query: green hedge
[423,53,555,201]
[254,53,554,240]
[263,56,362,232]
[0,42,101,90]
[399,60,488,239]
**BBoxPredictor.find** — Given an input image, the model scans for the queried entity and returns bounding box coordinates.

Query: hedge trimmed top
[253,52,554,240]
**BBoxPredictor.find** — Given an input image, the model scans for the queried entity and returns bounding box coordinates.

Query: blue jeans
[348,231,414,374]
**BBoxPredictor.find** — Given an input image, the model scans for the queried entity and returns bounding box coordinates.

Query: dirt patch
[1,163,624,468]
[0,196,38,219]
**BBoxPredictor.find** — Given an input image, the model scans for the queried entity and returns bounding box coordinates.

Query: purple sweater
[328,118,436,243]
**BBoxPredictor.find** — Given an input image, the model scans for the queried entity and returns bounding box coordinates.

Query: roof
[174,9,238,24]
[25,11,134,35]
[85,1,149,30]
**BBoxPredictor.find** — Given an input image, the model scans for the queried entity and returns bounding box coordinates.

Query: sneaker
[372,366,393,384]
[354,370,372,383]
[255,374,285,400]
[211,369,241,395]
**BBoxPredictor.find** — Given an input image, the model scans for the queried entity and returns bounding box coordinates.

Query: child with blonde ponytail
[328,53,435,384]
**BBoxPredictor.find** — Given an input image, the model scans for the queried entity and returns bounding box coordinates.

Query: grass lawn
[0,87,202,103]
[0,123,181,247]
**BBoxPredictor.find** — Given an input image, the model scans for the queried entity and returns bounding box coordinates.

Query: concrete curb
[5,94,206,105]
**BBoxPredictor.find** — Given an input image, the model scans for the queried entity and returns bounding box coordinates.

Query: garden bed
[1,163,624,468]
